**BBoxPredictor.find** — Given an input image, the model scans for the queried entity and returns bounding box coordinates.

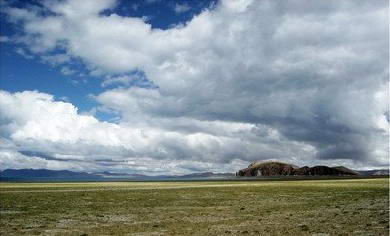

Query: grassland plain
[0,178,388,235]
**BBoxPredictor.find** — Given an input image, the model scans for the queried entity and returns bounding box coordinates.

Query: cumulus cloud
[0,0,388,172]
[1,90,291,173]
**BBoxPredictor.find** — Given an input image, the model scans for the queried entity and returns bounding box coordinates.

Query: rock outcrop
[236,161,359,176]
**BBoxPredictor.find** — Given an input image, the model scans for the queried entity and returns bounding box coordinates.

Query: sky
[0,0,388,175]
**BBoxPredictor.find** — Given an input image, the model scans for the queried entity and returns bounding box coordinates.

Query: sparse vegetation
[0,178,388,235]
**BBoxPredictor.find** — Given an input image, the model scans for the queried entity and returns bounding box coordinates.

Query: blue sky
[0,0,388,174]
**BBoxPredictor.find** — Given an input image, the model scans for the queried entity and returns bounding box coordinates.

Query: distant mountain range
[94,171,235,179]
[0,167,388,181]
[357,169,389,176]
[0,169,235,181]
[0,169,100,181]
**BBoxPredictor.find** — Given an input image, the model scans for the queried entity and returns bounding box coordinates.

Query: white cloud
[1,0,388,172]
[0,89,386,173]
[60,66,76,75]
[1,90,317,173]
[0,150,88,171]
[41,54,71,65]
[173,3,191,14]
[101,72,153,88]
[101,75,133,87]
[15,47,34,59]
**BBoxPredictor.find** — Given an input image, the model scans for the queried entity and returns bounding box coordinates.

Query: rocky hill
[236,161,359,176]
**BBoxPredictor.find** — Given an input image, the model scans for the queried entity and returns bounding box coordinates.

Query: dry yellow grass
[0,178,388,235]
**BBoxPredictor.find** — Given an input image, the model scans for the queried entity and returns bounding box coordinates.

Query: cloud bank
[0,0,388,173]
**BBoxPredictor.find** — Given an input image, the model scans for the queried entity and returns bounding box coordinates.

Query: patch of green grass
[0,178,388,235]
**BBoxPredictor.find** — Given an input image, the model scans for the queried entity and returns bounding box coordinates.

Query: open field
[0,178,389,235]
